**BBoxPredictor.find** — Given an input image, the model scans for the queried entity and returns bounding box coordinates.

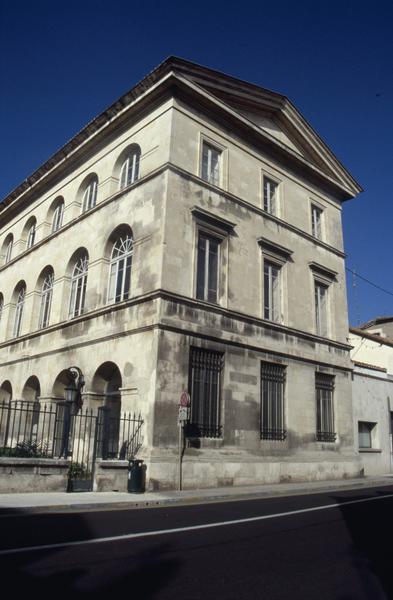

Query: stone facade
[0,58,363,491]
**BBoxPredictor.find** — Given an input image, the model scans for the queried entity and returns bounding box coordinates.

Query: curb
[1,477,393,515]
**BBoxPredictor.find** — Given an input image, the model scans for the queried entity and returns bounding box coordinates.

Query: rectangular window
[311,205,323,239]
[189,347,223,438]
[358,421,375,448]
[315,373,336,442]
[315,282,328,336]
[263,177,278,215]
[264,261,281,322]
[260,362,286,440]
[201,142,221,187]
[196,233,220,303]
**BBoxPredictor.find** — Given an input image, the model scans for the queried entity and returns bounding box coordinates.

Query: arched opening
[22,216,37,250]
[113,144,141,189]
[11,280,27,338]
[0,380,12,403]
[47,196,65,233]
[2,233,13,264]
[21,376,41,443]
[52,368,79,399]
[22,375,41,402]
[105,225,133,304]
[92,362,122,458]
[66,248,89,318]
[35,266,54,329]
[78,174,98,213]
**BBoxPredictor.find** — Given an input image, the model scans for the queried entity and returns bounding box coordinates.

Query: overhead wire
[346,267,393,299]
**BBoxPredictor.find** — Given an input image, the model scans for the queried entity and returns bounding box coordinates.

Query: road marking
[2,492,393,556]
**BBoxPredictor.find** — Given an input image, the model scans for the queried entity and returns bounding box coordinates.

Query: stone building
[0,57,363,491]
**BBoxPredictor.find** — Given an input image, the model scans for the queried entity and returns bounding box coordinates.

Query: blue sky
[1,0,392,326]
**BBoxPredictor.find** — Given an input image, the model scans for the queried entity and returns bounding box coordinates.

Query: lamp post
[61,367,85,458]
[64,366,85,411]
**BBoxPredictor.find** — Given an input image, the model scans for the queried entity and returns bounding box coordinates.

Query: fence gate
[66,406,98,492]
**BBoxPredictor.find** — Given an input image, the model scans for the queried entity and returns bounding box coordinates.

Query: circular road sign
[180,391,190,407]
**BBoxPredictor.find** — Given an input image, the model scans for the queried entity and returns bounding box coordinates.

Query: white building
[349,326,393,475]
[0,58,363,492]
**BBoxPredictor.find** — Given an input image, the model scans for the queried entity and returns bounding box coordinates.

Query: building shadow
[332,489,393,600]
[0,508,182,599]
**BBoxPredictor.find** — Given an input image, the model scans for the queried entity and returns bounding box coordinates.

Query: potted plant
[67,462,92,492]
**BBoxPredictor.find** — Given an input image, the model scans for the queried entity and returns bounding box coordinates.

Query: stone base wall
[94,460,129,492]
[146,455,363,491]
[0,458,69,493]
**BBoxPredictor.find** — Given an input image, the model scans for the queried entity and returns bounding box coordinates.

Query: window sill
[359,448,382,453]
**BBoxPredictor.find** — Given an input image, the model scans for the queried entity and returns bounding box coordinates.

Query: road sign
[178,406,189,423]
[180,391,190,407]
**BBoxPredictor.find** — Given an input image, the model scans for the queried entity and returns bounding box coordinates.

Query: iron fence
[0,400,144,462]
[0,400,58,458]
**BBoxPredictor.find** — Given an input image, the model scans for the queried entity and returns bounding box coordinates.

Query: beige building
[0,57,363,491]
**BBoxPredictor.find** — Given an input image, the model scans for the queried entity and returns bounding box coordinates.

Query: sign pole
[178,421,183,491]
[178,391,190,492]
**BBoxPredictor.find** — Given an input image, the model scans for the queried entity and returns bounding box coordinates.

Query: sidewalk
[1,474,393,514]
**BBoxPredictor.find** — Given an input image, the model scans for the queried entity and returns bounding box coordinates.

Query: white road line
[2,492,393,556]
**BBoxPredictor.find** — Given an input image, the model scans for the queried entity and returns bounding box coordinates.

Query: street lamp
[64,366,85,410]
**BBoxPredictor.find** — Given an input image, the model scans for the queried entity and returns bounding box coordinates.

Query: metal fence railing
[0,400,144,462]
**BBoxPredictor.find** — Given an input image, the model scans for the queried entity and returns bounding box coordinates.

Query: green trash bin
[128,459,145,493]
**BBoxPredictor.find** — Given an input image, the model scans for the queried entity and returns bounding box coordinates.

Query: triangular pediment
[164,58,362,197]
[218,103,308,158]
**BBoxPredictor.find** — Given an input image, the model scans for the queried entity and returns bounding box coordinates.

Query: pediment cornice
[1,56,362,217]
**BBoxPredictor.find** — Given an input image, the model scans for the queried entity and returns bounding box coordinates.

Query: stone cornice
[0,288,352,360]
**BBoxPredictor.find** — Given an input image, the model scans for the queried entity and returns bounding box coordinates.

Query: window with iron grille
[260,362,286,440]
[188,347,223,438]
[315,373,336,442]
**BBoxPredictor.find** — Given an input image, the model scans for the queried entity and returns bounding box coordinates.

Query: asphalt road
[1,485,393,599]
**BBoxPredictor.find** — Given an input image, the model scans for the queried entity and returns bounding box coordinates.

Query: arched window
[0,293,3,326]
[119,147,140,189]
[69,254,88,318]
[3,234,13,264]
[107,235,133,303]
[81,177,98,213]
[27,222,36,249]
[14,285,26,338]
[38,271,54,329]
[52,200,64,232]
